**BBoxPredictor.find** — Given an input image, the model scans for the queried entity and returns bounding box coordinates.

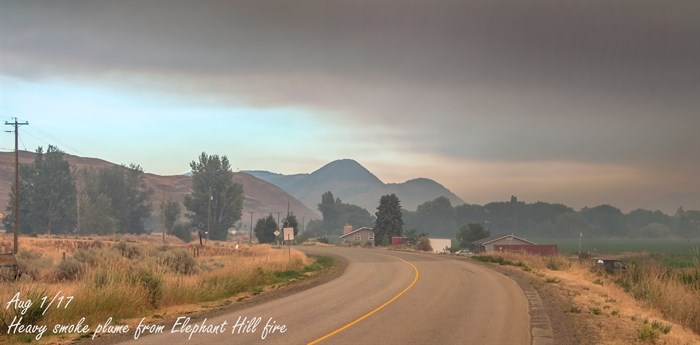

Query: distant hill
[0,151,320,231]
[246,159,464,212]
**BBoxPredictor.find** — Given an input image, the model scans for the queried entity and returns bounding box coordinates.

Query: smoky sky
[1,0,699,210]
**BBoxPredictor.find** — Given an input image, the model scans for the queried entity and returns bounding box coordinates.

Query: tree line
[403,195,700,239]
[8,147,696,243]
[3,147,249,243]
[2,146,153,235]
[310,192,699,243]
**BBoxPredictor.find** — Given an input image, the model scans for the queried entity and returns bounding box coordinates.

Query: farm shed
[392,236,408,248]
[428,238,452,253]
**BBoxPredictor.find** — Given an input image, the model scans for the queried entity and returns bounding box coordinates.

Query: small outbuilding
[391,237,409,248]
[428,238,452,254]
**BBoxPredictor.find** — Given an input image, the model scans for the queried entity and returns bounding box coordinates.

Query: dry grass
[477,251,700,345]
[0,234,311,344]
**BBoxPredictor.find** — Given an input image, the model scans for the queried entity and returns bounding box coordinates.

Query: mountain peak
[246,158,464,212]
[311,159,383,186]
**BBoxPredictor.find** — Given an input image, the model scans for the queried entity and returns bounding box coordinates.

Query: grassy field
[0,234,334,344]
[530,237,700,255]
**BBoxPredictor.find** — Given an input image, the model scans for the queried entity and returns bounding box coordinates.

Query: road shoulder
[460,257,581,345]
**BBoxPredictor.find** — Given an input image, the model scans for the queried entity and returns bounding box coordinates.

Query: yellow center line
[306,255,420,345]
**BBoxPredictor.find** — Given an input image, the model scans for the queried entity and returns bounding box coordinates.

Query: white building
[428,238,452,253]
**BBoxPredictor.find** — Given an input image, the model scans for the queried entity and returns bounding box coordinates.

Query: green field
[528,237,700,268]
[530,237,700,255]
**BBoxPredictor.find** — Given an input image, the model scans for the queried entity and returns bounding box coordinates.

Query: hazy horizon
[1,1,698,214]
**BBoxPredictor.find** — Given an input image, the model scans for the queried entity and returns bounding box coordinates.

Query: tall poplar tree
[3,146,77,234]
[184,152,244,241]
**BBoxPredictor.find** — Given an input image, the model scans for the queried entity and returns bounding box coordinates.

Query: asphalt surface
[116,247,531,345]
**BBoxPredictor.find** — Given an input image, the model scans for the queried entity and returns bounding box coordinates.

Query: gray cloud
[1,0,698,210]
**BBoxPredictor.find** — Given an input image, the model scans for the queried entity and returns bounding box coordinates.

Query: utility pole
[276,212,281,246]
[207,187,212,245]
[161,190,166,244]
[249,211,254,244]
[5,118,28,255]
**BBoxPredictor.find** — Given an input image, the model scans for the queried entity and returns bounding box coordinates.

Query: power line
[18,132,27,151]
[26,124,85,156]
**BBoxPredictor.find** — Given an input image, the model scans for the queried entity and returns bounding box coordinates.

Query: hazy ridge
[246,159,465,212]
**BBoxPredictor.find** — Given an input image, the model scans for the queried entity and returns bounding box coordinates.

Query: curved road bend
[117,247,530,345]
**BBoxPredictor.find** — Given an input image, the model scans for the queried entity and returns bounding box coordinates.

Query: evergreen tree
[282,212,299,236]
[184,152,244,241]
[255,214,278,243]
[374,194,404,246]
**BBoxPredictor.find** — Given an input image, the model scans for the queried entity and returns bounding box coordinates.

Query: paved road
[118,247,530,345]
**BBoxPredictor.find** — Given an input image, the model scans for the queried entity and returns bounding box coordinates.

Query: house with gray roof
[339,227,375,247]
[472,234,536,253]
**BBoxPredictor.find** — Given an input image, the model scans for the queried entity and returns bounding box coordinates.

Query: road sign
[283,227,294,241]
[0,213,3,220]
[274,230,280,237]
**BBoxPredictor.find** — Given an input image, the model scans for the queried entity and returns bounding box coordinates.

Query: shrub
[73,249,99,267]
[157,249,198,275]
[677,267,700,290]
[416,237,432,252]
[637,323,659,342]
[651,320,672,334]
[294,233,309,245]
[545,277,559,284]
[274,270,302,282]
[54,258,84,281]
[15,251,50,281]
[131,267,163,308]
[472,255,515,266]
[546,258,560,270]
[171,223,193,243]
[116,241,142,259]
